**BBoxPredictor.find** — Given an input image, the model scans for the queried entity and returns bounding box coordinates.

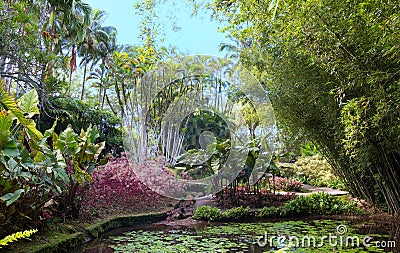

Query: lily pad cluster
[107,220,389,253]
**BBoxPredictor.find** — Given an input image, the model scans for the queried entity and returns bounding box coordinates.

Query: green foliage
[192,206,221,221]
[0,87,69,236]
[0,1,54,93]
[176,138,230,180]
[280,155,340,188]
[258,206,285,218]
[300,142,318,157]
[1,0,121,154]
[275,122,308,161]
[258,193,363,218]
[55,124,105,218]
[0,189,25,207]
[221,206,250,221]
[326,178,346,190]
[0,229,38,249]
[40,97,122,155]
[215,0,400,214]
[181,110,230,151]
[193,206,252,222]
[284,193,362,216]
[0,87,104,236]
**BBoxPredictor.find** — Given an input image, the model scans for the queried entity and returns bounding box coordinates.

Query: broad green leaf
[7,157,18,172]
[55,150,66,167]
[34,151,46,163]
[0,111,13,149]
[53,166,70,184]
[1,189,24,206]
[40,119,57,146]
[49,11,55,27]
[25,119,43,140]
[17,89,40,118]
[1,140,20,157]
[0,87,42,139]
[0,88,28,126]
[0,111,13,131]
[79,126,89,143]
[52,132,59,147]
[73,162,91,184]
[87,164,96,174]
[55,126,78,154]
[84,141,105,160]
[89,125,99,142]
[20,171,32,181]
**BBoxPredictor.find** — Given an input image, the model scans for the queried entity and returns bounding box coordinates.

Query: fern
[0,229,38,248]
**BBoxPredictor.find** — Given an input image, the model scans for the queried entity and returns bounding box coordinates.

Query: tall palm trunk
[80,46,89,100]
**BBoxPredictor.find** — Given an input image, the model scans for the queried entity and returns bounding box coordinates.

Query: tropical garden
[0,0,399,252]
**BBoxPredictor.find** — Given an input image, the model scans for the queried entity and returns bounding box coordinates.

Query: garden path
[297,184,349,196]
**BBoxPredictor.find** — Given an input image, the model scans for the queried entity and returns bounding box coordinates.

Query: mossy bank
[5,212,167,253]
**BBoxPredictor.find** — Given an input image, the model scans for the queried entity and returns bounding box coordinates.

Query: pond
[79,218,398,253]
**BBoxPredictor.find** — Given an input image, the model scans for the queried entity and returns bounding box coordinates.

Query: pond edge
[12,212,168,253]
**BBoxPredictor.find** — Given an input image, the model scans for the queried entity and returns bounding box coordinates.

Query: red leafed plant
[79,155,174,220]
[215,186,297,209]
[269,176,303,192]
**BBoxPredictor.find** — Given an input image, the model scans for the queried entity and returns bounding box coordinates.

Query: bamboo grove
[214,0,400,214]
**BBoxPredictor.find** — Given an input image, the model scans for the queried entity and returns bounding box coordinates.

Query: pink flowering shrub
[269,177,303,192]
[79,155,174,219]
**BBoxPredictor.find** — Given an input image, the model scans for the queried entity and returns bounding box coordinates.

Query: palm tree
[78,9,117,101]
[88,64,108,109]
[47,0,91,89]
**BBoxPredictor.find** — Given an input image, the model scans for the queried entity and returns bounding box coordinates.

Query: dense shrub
[258,206,286,218]
[279,155,346,189]
[192,206,222,221]
[269,177,303,192]
[284,193,362,216]
[258,193,363,218]
[195,194,363,221]
[326,178,346,190]
[221,206,250,221]
[193,206,251,221]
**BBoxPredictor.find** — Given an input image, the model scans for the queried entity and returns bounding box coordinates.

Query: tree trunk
[80,46,89,100]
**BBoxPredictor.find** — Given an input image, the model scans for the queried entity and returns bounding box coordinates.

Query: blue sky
[84,0,229,56]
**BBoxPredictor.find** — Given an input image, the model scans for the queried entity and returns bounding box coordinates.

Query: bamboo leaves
[214,0,400,213]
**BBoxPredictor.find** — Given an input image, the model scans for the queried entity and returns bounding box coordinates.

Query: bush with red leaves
[269,177,303,192]
[79,155,174,220]
[215,186,297,209]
